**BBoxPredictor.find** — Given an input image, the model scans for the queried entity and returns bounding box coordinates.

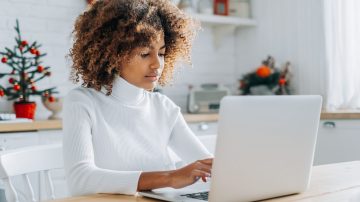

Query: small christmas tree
[0,20,57,103]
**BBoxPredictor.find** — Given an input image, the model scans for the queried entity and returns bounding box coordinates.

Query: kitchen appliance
[187,83,230,113]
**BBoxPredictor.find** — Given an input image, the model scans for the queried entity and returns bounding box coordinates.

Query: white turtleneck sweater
[63,76,212,196]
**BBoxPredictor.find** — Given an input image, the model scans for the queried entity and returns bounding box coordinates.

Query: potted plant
[0,20,57,119]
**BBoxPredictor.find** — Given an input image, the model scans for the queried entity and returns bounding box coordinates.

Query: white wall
[0,0,238,118]
[235,0,327,97]
[0,0,86,119]
[162,26,238,110]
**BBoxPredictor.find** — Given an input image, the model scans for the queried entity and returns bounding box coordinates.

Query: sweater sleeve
[168,113,213,164]
[63,95,142,196]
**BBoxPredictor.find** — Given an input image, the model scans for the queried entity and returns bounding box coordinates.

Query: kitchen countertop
[0,120,62,133]
[183,111,360,122]
[0,111,359,133]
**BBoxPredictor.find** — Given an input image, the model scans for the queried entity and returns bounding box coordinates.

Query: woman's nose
[150,55,163,69]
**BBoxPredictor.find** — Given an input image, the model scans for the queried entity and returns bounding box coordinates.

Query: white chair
[0,144,63,202]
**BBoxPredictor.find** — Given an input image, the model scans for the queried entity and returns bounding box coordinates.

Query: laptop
[139,95,322,202]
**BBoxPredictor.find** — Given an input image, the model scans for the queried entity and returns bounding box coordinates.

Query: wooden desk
[51,161,360,202]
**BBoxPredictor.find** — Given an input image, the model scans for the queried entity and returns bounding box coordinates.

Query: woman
[63,0,213,196]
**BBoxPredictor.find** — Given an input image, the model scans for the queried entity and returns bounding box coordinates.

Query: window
[324,0,360,110]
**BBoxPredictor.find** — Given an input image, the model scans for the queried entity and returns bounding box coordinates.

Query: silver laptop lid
[209,95,322,202]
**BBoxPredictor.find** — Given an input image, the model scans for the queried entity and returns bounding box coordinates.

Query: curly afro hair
[69,0,198,94]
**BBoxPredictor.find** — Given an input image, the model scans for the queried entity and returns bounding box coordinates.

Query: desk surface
[51,161,360,202]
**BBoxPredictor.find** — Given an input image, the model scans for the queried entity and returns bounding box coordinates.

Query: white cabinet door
[314,120,360,165]
[188,121,218,136]
[188,122,217,154]
[168,122,218,168]
[0,132,39,151]
[37,130,63,145]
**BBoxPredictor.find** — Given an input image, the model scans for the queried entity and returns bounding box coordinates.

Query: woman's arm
[63,99,141,196]
[137,113,214,191]
[168,114,213,164]
[137,158,212,191]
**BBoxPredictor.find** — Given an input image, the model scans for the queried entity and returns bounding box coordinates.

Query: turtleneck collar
[104,76,146,106]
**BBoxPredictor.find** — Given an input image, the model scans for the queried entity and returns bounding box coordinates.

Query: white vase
[42,97,63,120]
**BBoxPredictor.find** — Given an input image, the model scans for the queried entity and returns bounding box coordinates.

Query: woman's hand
[169,158,213,189]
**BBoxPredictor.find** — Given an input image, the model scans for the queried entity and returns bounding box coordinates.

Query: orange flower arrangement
[239,56,291,95]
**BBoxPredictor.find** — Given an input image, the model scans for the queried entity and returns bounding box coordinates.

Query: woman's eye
[158,53,165,57]
[140,53,150,58]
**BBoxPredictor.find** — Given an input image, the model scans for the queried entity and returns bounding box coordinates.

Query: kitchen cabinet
[188,121,217,154]
[168,121,217,168]
[189,119,360,166]
[0,130,68,202]
[314,119,360,165]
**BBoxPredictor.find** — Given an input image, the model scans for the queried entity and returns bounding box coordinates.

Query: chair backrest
[0,144,63,202]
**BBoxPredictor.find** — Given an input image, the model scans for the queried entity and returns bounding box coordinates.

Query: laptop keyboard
[181,191,209,201]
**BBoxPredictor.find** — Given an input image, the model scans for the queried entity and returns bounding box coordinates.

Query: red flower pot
[13,102,37,119]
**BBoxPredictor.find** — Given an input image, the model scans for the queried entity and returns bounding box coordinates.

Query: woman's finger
[192,169,211,182]
[194,162,212,174]
[198,158,213,165]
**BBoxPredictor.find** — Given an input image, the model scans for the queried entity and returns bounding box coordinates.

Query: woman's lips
[145,75,158,82]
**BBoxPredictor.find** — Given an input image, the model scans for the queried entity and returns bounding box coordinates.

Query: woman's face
[119,35,165,91]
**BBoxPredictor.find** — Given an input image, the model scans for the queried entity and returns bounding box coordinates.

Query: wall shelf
[193,14,257,27]
[192,14,256,47]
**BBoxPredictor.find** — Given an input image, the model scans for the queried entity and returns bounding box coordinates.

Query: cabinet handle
[198,122,209,131]
[323,121,336,128]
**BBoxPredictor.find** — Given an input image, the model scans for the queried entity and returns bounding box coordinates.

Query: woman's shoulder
[64,86,97,104]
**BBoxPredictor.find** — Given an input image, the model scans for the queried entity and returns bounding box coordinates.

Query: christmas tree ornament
[37,65,44,72]
[13,84,20,91]
[30,48,36,54]
[21,40,28,46]
[0,20,58,119]
[1,57,7,63]
[8,78,14,84]
[48,96,55,102]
